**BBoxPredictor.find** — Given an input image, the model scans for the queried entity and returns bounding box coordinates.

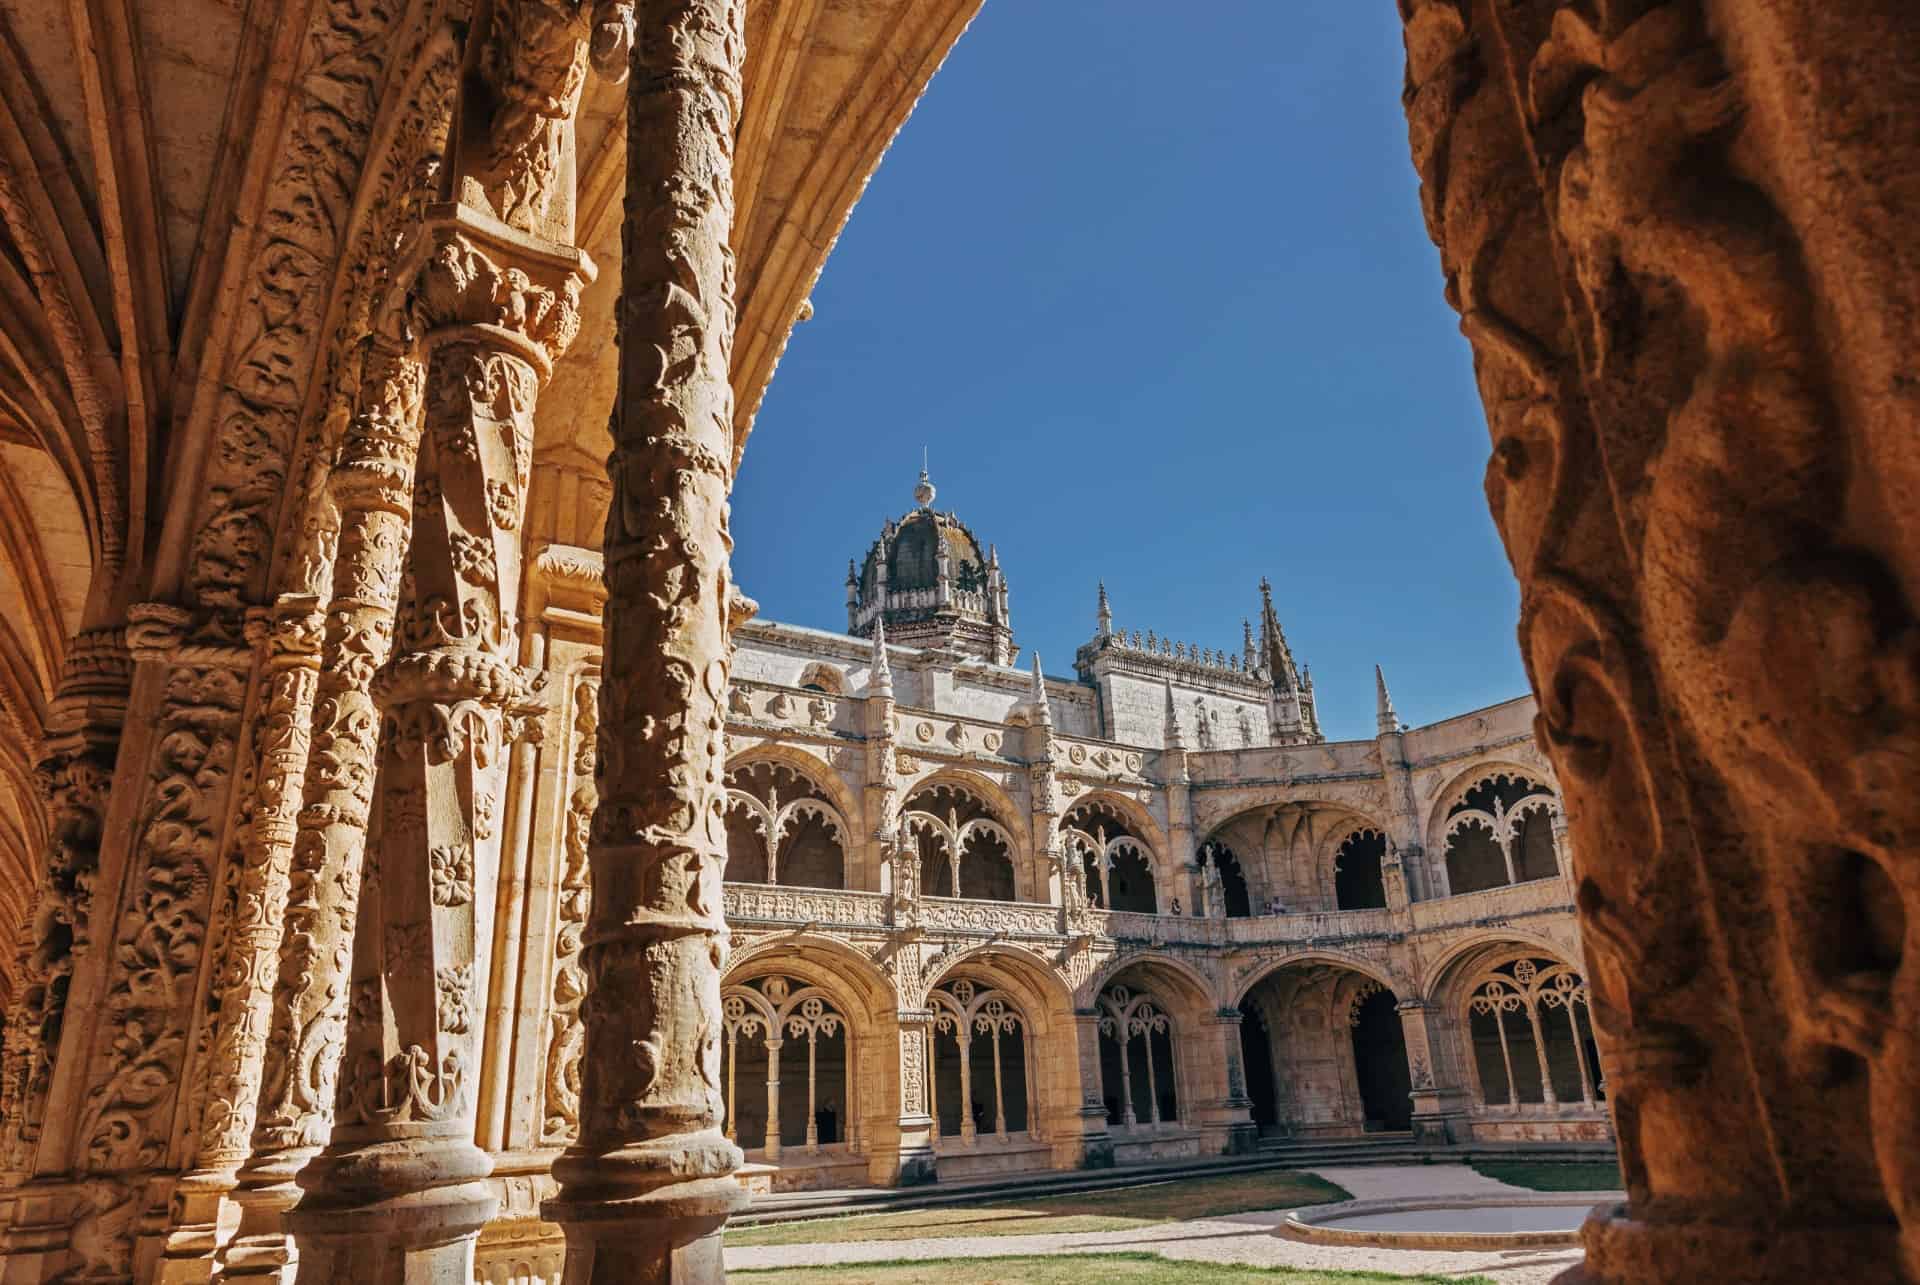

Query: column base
[889,1143,938,1187]
[544,1129,745,1285]
[1558,1201,1906,1285]
[284,1139,497,1285]
[154,1167,241,1285]
[220,1150,314,1283]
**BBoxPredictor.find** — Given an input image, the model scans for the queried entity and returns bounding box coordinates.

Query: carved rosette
[194,596,325,1170]
[545,0,751,1265]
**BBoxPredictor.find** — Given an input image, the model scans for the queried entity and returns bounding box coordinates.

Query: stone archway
[1237,960,1411,1139]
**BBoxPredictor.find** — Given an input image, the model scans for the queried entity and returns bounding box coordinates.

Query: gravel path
[724,1164,1591,1282]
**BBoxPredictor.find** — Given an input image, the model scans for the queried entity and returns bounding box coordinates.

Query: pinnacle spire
[1375,664,1401,735]
[1030,652,1053,727]
[1163,680,1186,750]
[1097,580,1113,638]
[871,614,893,695]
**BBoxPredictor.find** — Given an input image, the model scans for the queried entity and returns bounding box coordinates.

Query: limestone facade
[485,481,1604,1270]
[0,0,1915,1282]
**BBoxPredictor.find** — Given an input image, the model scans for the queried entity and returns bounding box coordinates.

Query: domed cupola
[846,468,1015,665]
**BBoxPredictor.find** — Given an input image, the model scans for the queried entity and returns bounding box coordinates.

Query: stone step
[731,1137,1613,1227]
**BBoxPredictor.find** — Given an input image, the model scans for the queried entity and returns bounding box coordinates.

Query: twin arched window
[904,782,1018,901]
[928,977,1035,1144]
[724,760,850,889]
[1061,800,1158,913]
[721,975,854,1156]
[1442,774,1560,895]
[1095,983,1180,1127]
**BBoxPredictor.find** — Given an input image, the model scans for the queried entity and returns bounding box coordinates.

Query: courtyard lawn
[725,1170,1351,1246]
[1469,1160,1623,1192]
[733,1253,1493,1284]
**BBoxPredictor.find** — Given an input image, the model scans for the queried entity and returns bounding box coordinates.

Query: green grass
[733,1251,1495,1284]
[725,1170,1351,1246]
[1469,1160,1623,1192]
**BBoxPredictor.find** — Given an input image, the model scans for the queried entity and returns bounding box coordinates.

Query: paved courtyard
[725,1164,1593,1282]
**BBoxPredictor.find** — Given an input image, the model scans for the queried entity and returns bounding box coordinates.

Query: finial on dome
[915,448,936,509]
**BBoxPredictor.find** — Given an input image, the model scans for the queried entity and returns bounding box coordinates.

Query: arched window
[1333,828,1388,910]
[724,760,850,889]
[1095,984,1180,1128]
[721,976,855,1159]
[904,782,1018,901]
[928,978,1035,1146]
[796,662,845,695]
[1060,800,1158,914]
[1443,774,1560,895]
[1466,957,1601,1111]
[1197,838,1251,917]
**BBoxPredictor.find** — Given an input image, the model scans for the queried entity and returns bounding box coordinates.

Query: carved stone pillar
[160,595,324,1280]
[1070,1010,1114,1168]
[1194,1010,1257,1155]
[224,321,429,1284]
[0,628,130,1189]
[1396,998,1466,1144]
[543,1,751,1279]
[1398,3,1920,1280]
[286,205,587,1282]
[884,1012,937,1186]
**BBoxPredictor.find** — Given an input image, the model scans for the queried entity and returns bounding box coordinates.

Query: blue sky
[731,2,1525,743]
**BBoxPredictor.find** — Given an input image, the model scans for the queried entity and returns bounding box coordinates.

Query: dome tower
[846,468,1015,664]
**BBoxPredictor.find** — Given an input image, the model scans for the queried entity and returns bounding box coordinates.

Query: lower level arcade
[709,928,1607,1196]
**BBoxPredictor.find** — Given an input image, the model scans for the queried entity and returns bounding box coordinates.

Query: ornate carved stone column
[160,595,324,1279]
[224,320,429,1283]
[285,210,586,1282]
[0,628,129,1186]
[543,1,751,1279]
[1195,1010,1257,1155]
[1398,3,1920,1280]
[887,1011,937,1186]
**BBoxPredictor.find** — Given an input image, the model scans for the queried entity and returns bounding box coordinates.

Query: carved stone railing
[722,883,889,928]
[1223,906,1397,945]
[1097,910,1224,945]
[717,880,1563,951]
[918,896,1059,936]
[1409,876,1571,934]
